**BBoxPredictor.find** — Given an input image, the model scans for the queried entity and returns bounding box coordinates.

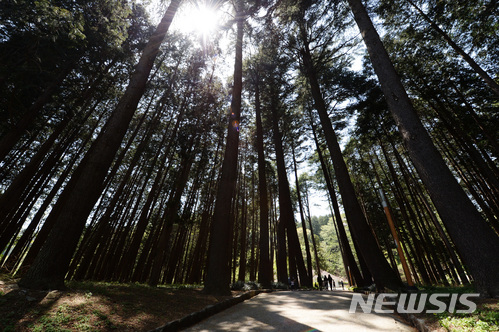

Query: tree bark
[292,144,313,285]
[0,64,73,163]
[254,78,272,288]
[347,0,499,296]
[310,120,365,286]
[237,178,248,282]
[17,0,182,290]
[300,34,402,290]
[148,140,196,286]
[405,0,499,97]
[203,9,244,296]
[270,97,310,287]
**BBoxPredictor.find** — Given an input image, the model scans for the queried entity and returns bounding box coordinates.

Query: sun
[173,2,221,37]
[191,3,220,35]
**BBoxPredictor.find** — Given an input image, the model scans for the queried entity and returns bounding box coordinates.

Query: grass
[2,276,498,331]
[435,302,499,331]
[410,285,499,331]
[25,300,118,331]
[0,278,238,331]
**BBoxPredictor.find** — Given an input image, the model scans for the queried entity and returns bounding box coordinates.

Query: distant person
[340,280,344,289]
[323,275,328,290]
[332,279,336,289]
[328,274,333,290]
[317,276,322,290]
[290,278,295,290]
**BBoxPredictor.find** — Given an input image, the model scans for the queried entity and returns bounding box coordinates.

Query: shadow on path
[184,291,415,332]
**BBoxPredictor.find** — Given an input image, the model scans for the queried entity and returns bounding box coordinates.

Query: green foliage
[158,283,203,290]
[31,304,73,332]
[67,280,207,296]
[271,282,289,290]
[92,309,116,329]
[439,314,499,332]
[29,303,117,331]
[1,0,497,300]
[373,0,498,158]
[398,285,499,331]
[0,0,144,146]
[297,215,348,278]
[318,218,347,277]
[419,285,476,295]
[230,281,261,291]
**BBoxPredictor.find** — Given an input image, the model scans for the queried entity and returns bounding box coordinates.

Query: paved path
[184,290,415,332]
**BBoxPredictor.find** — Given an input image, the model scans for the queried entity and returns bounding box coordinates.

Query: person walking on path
[328,275,333,290]
[323,275,328,290]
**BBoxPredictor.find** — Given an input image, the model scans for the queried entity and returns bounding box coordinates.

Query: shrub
[230,281,261,291]
[271,282,288,290]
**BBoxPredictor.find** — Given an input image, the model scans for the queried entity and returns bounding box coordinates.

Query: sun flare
[174,3,221,37]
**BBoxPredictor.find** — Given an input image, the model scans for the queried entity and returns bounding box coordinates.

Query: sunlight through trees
[1,0,498,297]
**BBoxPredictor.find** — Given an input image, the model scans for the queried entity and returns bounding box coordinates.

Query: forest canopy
[0,0,498,297]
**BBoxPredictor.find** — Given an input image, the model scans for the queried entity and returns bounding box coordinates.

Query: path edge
[354,291,431,332]
[396,312,431,332]
[148,289,269,332]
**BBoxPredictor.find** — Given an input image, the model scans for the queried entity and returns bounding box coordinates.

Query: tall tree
[309,116,365,286]
[252,70,273,289]
[18,0,182,290]
[270,99,311,287]
[292,143,313,284]
[403,0,499,96]
[203,4,245,296]
[346,0,499,296]
[290,0,403,291]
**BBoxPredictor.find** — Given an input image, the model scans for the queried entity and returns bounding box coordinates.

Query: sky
[143,0,362,217]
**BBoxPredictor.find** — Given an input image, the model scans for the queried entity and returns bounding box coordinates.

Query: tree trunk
[347,0,499,296]
[383,135,470,285]
[187,139,222,284]
[405,0,499,96]
[0,64,73,163]
[237,174,248,281]
[148,141,196,286]
[292,144,313,285]
[303,190,323,289]
[254,78,272,288]
[248,201,257,281]
[17,0,182,290]
[300,36,402,290]
[203,9,244,296]
[310,118,364,286]
[270,98,310,287]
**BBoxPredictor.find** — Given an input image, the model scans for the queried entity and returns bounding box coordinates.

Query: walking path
[184,290,416,331]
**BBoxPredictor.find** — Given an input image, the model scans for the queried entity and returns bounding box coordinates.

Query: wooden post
[379,189,414,286]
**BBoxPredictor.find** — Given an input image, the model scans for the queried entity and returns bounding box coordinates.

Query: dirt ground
[0,278,239,331]
[2,276,497,331]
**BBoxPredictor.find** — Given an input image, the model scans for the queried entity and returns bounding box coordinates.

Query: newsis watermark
[349,293,480,314]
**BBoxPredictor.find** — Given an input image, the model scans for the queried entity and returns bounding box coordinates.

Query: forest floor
[410,297,499,332]
[0,276,240,331]
[408,287,499,332]
[1,273,498,331]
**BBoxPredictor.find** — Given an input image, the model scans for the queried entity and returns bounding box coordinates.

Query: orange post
[379,189,414,287]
